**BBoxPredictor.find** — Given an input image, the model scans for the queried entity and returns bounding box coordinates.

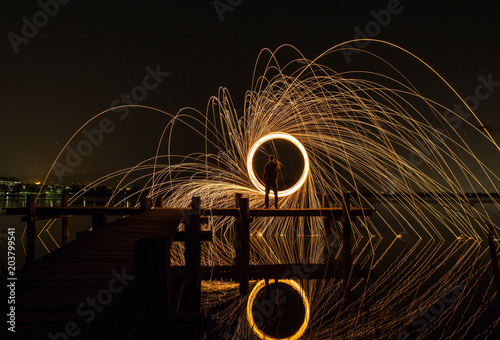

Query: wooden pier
[2,193,374,339]
[2,207,182,339]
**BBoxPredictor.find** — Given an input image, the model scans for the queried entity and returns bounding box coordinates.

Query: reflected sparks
[32,41,500,339]
[246,279,310,340]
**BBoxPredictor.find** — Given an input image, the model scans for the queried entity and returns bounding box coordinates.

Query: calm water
[1,195,499,338]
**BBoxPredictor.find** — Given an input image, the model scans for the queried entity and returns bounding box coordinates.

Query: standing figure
[263,154,280,208]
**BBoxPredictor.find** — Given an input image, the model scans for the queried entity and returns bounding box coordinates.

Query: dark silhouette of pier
[3,193,374,339]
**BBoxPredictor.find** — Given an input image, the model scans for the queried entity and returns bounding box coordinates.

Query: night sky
[1,1,499,185]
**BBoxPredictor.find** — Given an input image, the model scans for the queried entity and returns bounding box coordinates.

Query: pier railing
[4,192,373,264]
[4,192,377,317]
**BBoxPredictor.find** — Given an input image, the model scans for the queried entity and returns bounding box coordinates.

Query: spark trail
[33,40,500,339]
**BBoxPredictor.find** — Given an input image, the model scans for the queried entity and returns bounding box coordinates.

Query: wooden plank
[173,230,212,242]
[20,267,136,275]
[249,207,373,217]
[17,278,120,288]
[11,208,183,339]
[6,205,374,218]
[169,262,370,281]
[15,306,139,323]
[5,206,141,216]
[17,285,118,298]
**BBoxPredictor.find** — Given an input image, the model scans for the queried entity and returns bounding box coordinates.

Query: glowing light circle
[246,279,310,340]
[247,132,309,197]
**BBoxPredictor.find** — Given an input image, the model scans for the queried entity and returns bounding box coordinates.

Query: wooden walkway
[6,208,184,340]
[2,193,374,339]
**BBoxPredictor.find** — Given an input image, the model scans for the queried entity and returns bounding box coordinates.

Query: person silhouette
[263,154,280,208]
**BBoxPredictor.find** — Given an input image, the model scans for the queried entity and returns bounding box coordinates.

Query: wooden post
[140,197,152,212]
[234,193,242,238]
[154,196,163,208]
[341,192,352,290]
[235,195,250,295]
[184,196,201,314]
[26,194,36,265]
[134,236,170,314]
[235,193,242,208]
[61,191,69,246]
[322,194,332,262]
[487,223,500,307]
[92,213,107,230]
[322,194,331,237]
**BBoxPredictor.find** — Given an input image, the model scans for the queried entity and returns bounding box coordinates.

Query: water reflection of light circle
[246,279,310,340]
[247,132,310,197]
